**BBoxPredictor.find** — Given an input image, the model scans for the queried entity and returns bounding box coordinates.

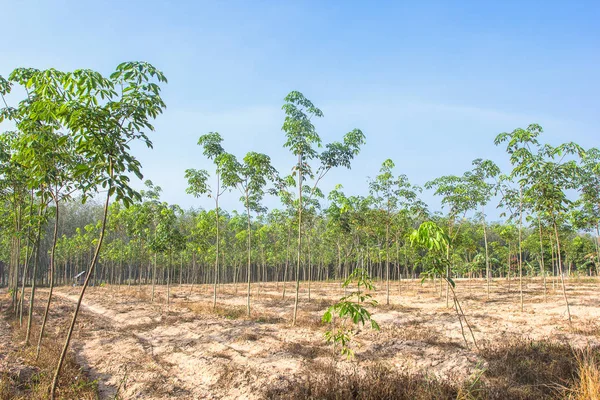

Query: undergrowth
[265,339,600,400]
[0,304,98,400]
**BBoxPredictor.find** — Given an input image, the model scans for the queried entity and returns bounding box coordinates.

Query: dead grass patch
[569,348,600,399]
[376,303,419,312]
[294,314,326,330]
[266,338,600,399]
[254,314,285,324]
[283,341,328,360]
[480,338,595,399]
[264,360,460,399]
[0,312,98,400]
[571,320,600,337]
[187,302,246,320]
[211,350,233,360]
[386,324,463,349]
[238,331,259,341]
[302,298,334,312]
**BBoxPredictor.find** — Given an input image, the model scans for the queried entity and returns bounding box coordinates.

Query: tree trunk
[36,195,60,359]
[538,215,547,301]
[25,201,44,345]
[482,206,491,299]
[213,173,220,309]
[51,185,112,399]
[246,201,252,317]
[292,153,302,326]
[553,218,571,324]
[518,187,523,312]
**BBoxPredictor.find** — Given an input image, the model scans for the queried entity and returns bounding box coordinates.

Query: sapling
[410,221,479,350]
[322,267,380,358]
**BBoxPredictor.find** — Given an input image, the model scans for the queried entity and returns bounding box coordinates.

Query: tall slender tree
[221,151,276,316]
[281,91,365,325]
[185,132,234,308]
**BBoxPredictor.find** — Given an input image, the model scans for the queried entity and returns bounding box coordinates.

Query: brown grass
[386,323,463,349]
[283,341,329,360]
[481,339,580,399]
[264,360,460,399]
[265,339,600,400]
[568,349,600,400]
[0,313,98,400]
[571,320,600,338]
[238,331,259,341]
[186,302,246,320]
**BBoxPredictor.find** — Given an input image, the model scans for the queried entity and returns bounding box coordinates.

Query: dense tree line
[2,176,597,293]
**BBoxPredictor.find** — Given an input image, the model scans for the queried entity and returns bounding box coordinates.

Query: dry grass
[0,312,98,400]
[294,314,326,330]
[386,323,463,349]
[480,339,576,399]
[265,339,600,400]
[302,298,334,312]
[264,360,460,399]
[186,302,246,320]
[283,341,329,360]
[571,320,600,338]
[568,349,600,400]
[238,331,259,341]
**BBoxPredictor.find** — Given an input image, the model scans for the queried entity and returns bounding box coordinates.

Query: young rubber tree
[150,203,185,311]
[576,148,600,267]
[468,159,500,298]
[322,267,380,358]
[281,91,365,325]
[410,221,479,350]
[185,132,234,308]
[496,174,528,309]
[496,124,583,322]
[495,125,542,312]
[221,151,276,316]
[520,144,582,323]
[425,174,476,306]
[50,62,167,399]
[369,159,420,305]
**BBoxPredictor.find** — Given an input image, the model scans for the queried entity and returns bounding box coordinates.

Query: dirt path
[51,289,320,399]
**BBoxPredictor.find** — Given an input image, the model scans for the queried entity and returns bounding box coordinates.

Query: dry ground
[2,277,600,399]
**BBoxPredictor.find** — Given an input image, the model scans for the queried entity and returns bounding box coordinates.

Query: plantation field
[3,278,600,399]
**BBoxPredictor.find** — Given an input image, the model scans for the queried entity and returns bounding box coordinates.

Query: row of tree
[0,62,168,398]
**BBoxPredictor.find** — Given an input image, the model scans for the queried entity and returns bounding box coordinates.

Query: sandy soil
[13,277,600,399]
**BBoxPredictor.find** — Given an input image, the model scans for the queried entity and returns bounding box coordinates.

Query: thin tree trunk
[18,190,35,325]
[282,225,291,299]
[538,215,547,301]
[553,218,571,324]
[25,199,44,345]
[213,173,220,309]
[482,206,490,299]
[36,194,60,359]
[292,153,302,326]
[385,207,390,305]
[167,251,171,311]
[51,185,112,399]
[151,252,157,301]
[518,187,523,312]
[246,201,252,317]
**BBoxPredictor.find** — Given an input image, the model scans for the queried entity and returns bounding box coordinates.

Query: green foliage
[410,221,454,286]
[322,268,380,358]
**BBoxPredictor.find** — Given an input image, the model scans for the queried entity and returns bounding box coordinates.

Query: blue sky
[2,1,599,219]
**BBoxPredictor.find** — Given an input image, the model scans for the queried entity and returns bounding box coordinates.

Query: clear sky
[2,0,599,219]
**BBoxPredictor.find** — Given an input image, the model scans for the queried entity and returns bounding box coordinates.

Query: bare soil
[3,277,600,399]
